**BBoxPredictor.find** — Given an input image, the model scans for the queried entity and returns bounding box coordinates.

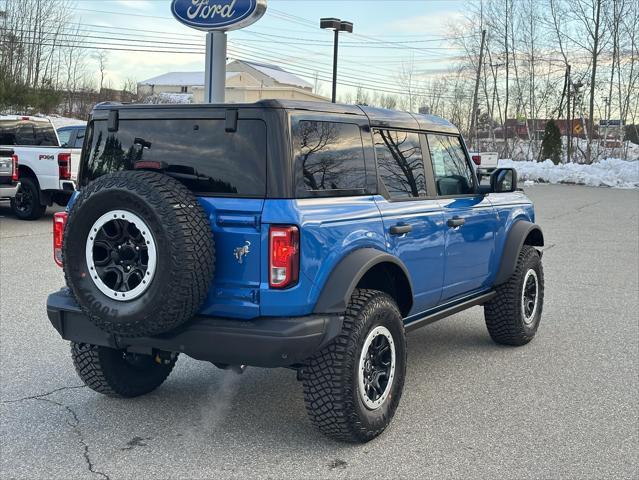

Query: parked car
[0,115,75,219]
[47,101,545,443]
[469,151,499,176]
[56,124,86,182]
[0,148,20,200]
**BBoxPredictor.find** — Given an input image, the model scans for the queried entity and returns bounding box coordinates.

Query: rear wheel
[484,245,544,346]
[71,342,177,398]
[302,289,406,443]
[11,177,46,220]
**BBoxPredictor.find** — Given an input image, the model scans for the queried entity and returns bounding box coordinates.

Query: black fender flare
[494,220,544,285]
[313,248,413,314]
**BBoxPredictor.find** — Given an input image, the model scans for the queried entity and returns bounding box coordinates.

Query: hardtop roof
[92,100,460,134]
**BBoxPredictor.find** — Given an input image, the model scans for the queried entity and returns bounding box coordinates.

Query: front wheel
[71,342,178,398]
[484,245,544,346]
[11,177,46,220]
[302,289,407,443]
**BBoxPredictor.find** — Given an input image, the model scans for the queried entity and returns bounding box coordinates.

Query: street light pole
[321,18,353,103]
[332,28,339,103]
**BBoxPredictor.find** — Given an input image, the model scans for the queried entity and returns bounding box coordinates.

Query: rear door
[373,128,446,314]
[425,133,498,301]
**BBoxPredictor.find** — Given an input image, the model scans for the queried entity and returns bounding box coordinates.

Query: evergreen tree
[541,120,562,164]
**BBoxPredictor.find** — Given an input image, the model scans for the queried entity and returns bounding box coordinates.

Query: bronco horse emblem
[233,241,251,264]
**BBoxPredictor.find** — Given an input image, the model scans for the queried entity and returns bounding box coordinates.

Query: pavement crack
[1,385,87,404]
[1,386,108,480]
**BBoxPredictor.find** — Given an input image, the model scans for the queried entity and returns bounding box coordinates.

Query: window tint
[0,120,58,146]
[57,129,72,147]
[83,119,267,196]
[427,134,475,196]
[293,120,366,195]
[374,129,427,199]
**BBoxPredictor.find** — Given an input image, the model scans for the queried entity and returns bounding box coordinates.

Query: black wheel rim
[358,326,396,410]
[13,185,33,213]
[92,218,150,294]
[522,269,539,325]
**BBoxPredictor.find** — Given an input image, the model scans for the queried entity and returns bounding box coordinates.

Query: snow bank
[499,158,639,189]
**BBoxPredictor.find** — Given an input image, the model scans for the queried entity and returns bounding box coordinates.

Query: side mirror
[490,168,518,193]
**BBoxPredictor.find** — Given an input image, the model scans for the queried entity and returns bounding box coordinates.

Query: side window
[373,129,427,199]
[57,129,72,147]
[33,123,58,146]
[73,130,85,148]
[427,134,475,196]
[293,120,367,196]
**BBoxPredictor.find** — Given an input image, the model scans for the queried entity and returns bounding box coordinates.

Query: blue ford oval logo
[171,0,267,32]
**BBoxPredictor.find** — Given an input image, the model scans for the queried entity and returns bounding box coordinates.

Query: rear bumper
[0,182,19,199]
[46,289,343,368]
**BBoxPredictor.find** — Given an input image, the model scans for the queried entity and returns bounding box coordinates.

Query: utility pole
[566,64,572,163]
[470,29,487,150]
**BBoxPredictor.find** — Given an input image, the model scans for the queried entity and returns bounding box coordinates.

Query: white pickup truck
[469,151,499,176]
[0,115,77,220]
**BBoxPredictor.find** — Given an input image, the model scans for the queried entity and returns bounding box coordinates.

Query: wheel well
[18,165,38,183]
[524,227,544,247]
[356,262,413,317]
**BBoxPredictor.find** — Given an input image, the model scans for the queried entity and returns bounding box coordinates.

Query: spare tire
[63,171,215,337]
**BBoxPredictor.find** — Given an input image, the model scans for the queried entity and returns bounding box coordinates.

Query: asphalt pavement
[1,185,638,479]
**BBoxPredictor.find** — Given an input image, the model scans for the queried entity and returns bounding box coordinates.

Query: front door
[425,133,498,301]
[373,128,446,314]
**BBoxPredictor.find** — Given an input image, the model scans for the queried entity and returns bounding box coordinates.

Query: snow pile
[499,158,639,189]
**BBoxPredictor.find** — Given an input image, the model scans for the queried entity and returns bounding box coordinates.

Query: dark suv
[47,100,545,443]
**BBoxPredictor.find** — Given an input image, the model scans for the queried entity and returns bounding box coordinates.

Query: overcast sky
[73,0,469,97]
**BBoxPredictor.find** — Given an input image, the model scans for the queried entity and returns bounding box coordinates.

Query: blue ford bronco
[47,100,544,443]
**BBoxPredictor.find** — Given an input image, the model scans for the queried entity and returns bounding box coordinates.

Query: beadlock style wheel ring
[358,326,396,410]
[521,269,539,325]
[85,210,157,302]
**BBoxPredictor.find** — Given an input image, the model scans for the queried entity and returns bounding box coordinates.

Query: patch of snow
[142,93,193,104]
[499,158,639,189]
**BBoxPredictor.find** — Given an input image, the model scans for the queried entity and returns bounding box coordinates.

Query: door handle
[390,224,412,236]
[447,217,465,228]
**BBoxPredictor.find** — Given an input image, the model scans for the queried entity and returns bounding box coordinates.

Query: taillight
[11,154,19,182]
[53,212,68,267]
[472,155,482,166]
[269,226,299,289]
[58,153,71,180]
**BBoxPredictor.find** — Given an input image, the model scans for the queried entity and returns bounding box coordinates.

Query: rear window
[293,120,367,197]
[0,120,59,146]
[82,118,267,196]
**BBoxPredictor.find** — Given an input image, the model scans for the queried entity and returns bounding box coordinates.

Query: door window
[373,129,427,200]
[427,134,475,196]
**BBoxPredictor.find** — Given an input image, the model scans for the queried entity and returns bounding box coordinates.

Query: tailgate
[0,150,14,183]
[197,197,265,320]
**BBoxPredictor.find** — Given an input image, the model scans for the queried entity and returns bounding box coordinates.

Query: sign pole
[205,31,227,104]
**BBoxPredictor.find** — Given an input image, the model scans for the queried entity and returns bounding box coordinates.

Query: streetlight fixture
[320,17,353,103]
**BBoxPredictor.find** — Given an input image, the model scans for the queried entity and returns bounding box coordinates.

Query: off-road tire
[302,289,406,443]
[485,245,544,346]
[71,342,177,398]
[64,171,215,337]
[10,177,46,220]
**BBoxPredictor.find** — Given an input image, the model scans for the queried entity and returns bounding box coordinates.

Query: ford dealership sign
[171,0,267,31]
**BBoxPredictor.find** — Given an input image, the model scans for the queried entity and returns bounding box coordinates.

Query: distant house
[137,60,326,103]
